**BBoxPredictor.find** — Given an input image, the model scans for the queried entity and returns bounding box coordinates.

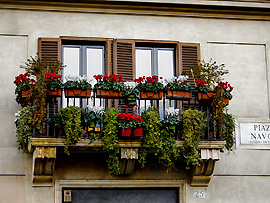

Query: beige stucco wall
[0,7,270,203]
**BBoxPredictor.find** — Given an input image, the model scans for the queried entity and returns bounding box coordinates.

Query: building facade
[1,0,270,202]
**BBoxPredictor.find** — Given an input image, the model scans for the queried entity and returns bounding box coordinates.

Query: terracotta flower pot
[95,89,122,98]
[166,90,192,100]
[46,88,62,97]
[64,88,92,98]
[121,128,131,137]
[133,127,143,137]
[223,97,230,106]
[197,91,215,100]
[140,91,163,100]
[21,89,30,97]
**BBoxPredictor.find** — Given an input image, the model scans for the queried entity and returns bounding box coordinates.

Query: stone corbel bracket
[191,148,221,187]
[32,146,56,187]
[120,148,138,175]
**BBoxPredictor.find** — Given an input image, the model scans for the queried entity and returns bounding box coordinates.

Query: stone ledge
[28,138,226,153]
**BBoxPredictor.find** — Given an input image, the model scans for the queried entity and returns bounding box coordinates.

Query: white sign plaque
[240,123,270,145]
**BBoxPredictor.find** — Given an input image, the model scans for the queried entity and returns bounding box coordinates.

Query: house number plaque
[240,123,270,144]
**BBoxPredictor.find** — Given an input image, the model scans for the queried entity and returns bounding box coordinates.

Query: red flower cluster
[94,74,123,82]
[45,72,62,81]
[133,75,161,84]
[195,79,207,86]
[118,113,136,121]
[135,115,144,123]
[218,81,234,92]
[14,73,35,86]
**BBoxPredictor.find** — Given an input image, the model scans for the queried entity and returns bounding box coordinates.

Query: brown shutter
[38,38,61,62]
[177,43,200,86]
[105,39,113,75]
[113,39,135,81]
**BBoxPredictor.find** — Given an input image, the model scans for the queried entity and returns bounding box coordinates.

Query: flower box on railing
[46,89,62,97]
[95,89,123,99]
[64,88,92,98]
[166,90,192,100]
[140,91,163,100]
[21,89,31,97]
[197,91,215,101]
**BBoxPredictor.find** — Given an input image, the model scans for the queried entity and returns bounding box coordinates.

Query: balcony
[26,89,228,187]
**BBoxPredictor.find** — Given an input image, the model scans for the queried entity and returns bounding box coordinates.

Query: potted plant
[45,72,62,97]
[84,105,105,128]
[118,113,136,138]
[132,115,144,139]
[94,74,124,98]
[162,107,180,130]
[218,81,234,105]
[123,81,140,105]
[48,112,64,137]
[14,73,36,106]
[195,79,215,100]
[63,75,92,98]
[165,75,193,99]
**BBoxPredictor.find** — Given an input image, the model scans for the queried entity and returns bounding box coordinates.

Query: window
[62,40,105,107]
[136,43,176,115]
[38,38,200,114]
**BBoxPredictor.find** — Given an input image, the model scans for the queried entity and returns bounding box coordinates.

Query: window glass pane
[86,47,104,108]
[62,47,80,107]
[158,49,175,118]
[136,49,151,77]
[136,49,152,112]
[158,49,174,79]
[86,47,104,81]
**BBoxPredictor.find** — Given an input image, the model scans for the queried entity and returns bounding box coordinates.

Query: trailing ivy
[140,107,179,170]
[102,108,120,175]
[181,109,205,170]
[15,106,35,152]
[223,113,235,151]
[60,106,85,155]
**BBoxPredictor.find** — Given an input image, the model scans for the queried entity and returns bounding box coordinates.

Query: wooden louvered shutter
[105,39,113,75]
[38,38,62,117]
[38,38,61,62]
[113,39,135,81]
[177,43,200,85]
[112,39,135,113]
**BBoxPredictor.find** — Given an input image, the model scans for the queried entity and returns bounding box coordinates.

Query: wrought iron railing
[33,89,218,141]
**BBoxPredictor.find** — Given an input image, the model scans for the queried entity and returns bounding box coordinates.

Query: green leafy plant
[94,74,124,91]
[15,106,35,152]
[45,72,62,91]
[140,107,179,170]
[165,75,193,91]
[195,79,209,93]
[123,81,140,99]
[223,113,236,151]
[134,75,164,93]
[218,81,234,100]
[102,108,120,175]
[84,106,104,126]
[118,113,136,129]
[13,73,36,106]
[60,106,85,155]
[161,107,180,128]
[190,59,228,89]
[181,109,205,170]
[64,75,92,89]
